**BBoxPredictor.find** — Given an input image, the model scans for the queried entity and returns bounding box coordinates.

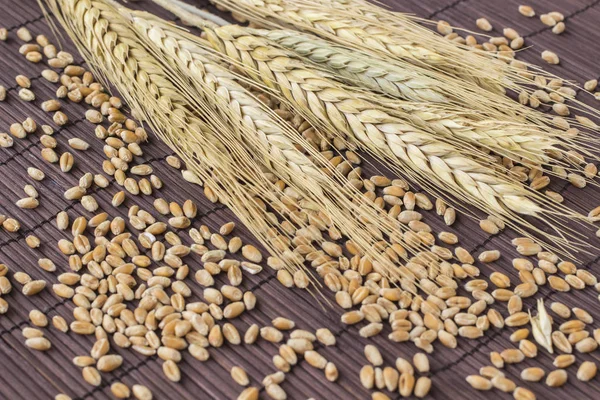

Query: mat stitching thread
[428,0,468,19]
[524,0,600,39]
[5,13,46,32]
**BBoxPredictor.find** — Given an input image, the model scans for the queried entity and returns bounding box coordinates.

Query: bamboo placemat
[1,0,600,398]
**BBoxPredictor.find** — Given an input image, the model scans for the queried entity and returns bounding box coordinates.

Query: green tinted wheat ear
[258,29,449,103]
[210,0,508,93]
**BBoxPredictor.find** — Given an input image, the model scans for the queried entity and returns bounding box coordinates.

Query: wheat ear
[154,1,590,174]
[200,24,591,255]
[141,0,589,253]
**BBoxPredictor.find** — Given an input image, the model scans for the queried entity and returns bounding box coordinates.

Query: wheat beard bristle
[127,11,448,278]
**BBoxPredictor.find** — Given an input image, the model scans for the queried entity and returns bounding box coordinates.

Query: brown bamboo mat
[2,0,600,399]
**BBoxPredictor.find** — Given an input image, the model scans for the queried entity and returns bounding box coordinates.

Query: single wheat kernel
[542,50,560,64]
[16,27,32,41]
[18,88,35,101]
[237,387,258,400]
[546,369,567,387]
[519,5,535,17]
[466,375,492,390]
[364,344,383,366]
[552,22,565,34]
[548,11,564,21]
[231,366,250,386]
[132,385,153,400]
[491,376,516,392]
[540,14,556,26]
[16,197,38,209]
[437,20,453,35]
[479,250,500,263]
[577,361,597,381]
[110,382,130,399]
[25,337,51,351]
[521,367,545,382]
[513,387,536,400]
[53,111,69,126]
[29,309,48,327]
[414,376,431,398]
[476,18,493,31]
[82,366,102,386]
